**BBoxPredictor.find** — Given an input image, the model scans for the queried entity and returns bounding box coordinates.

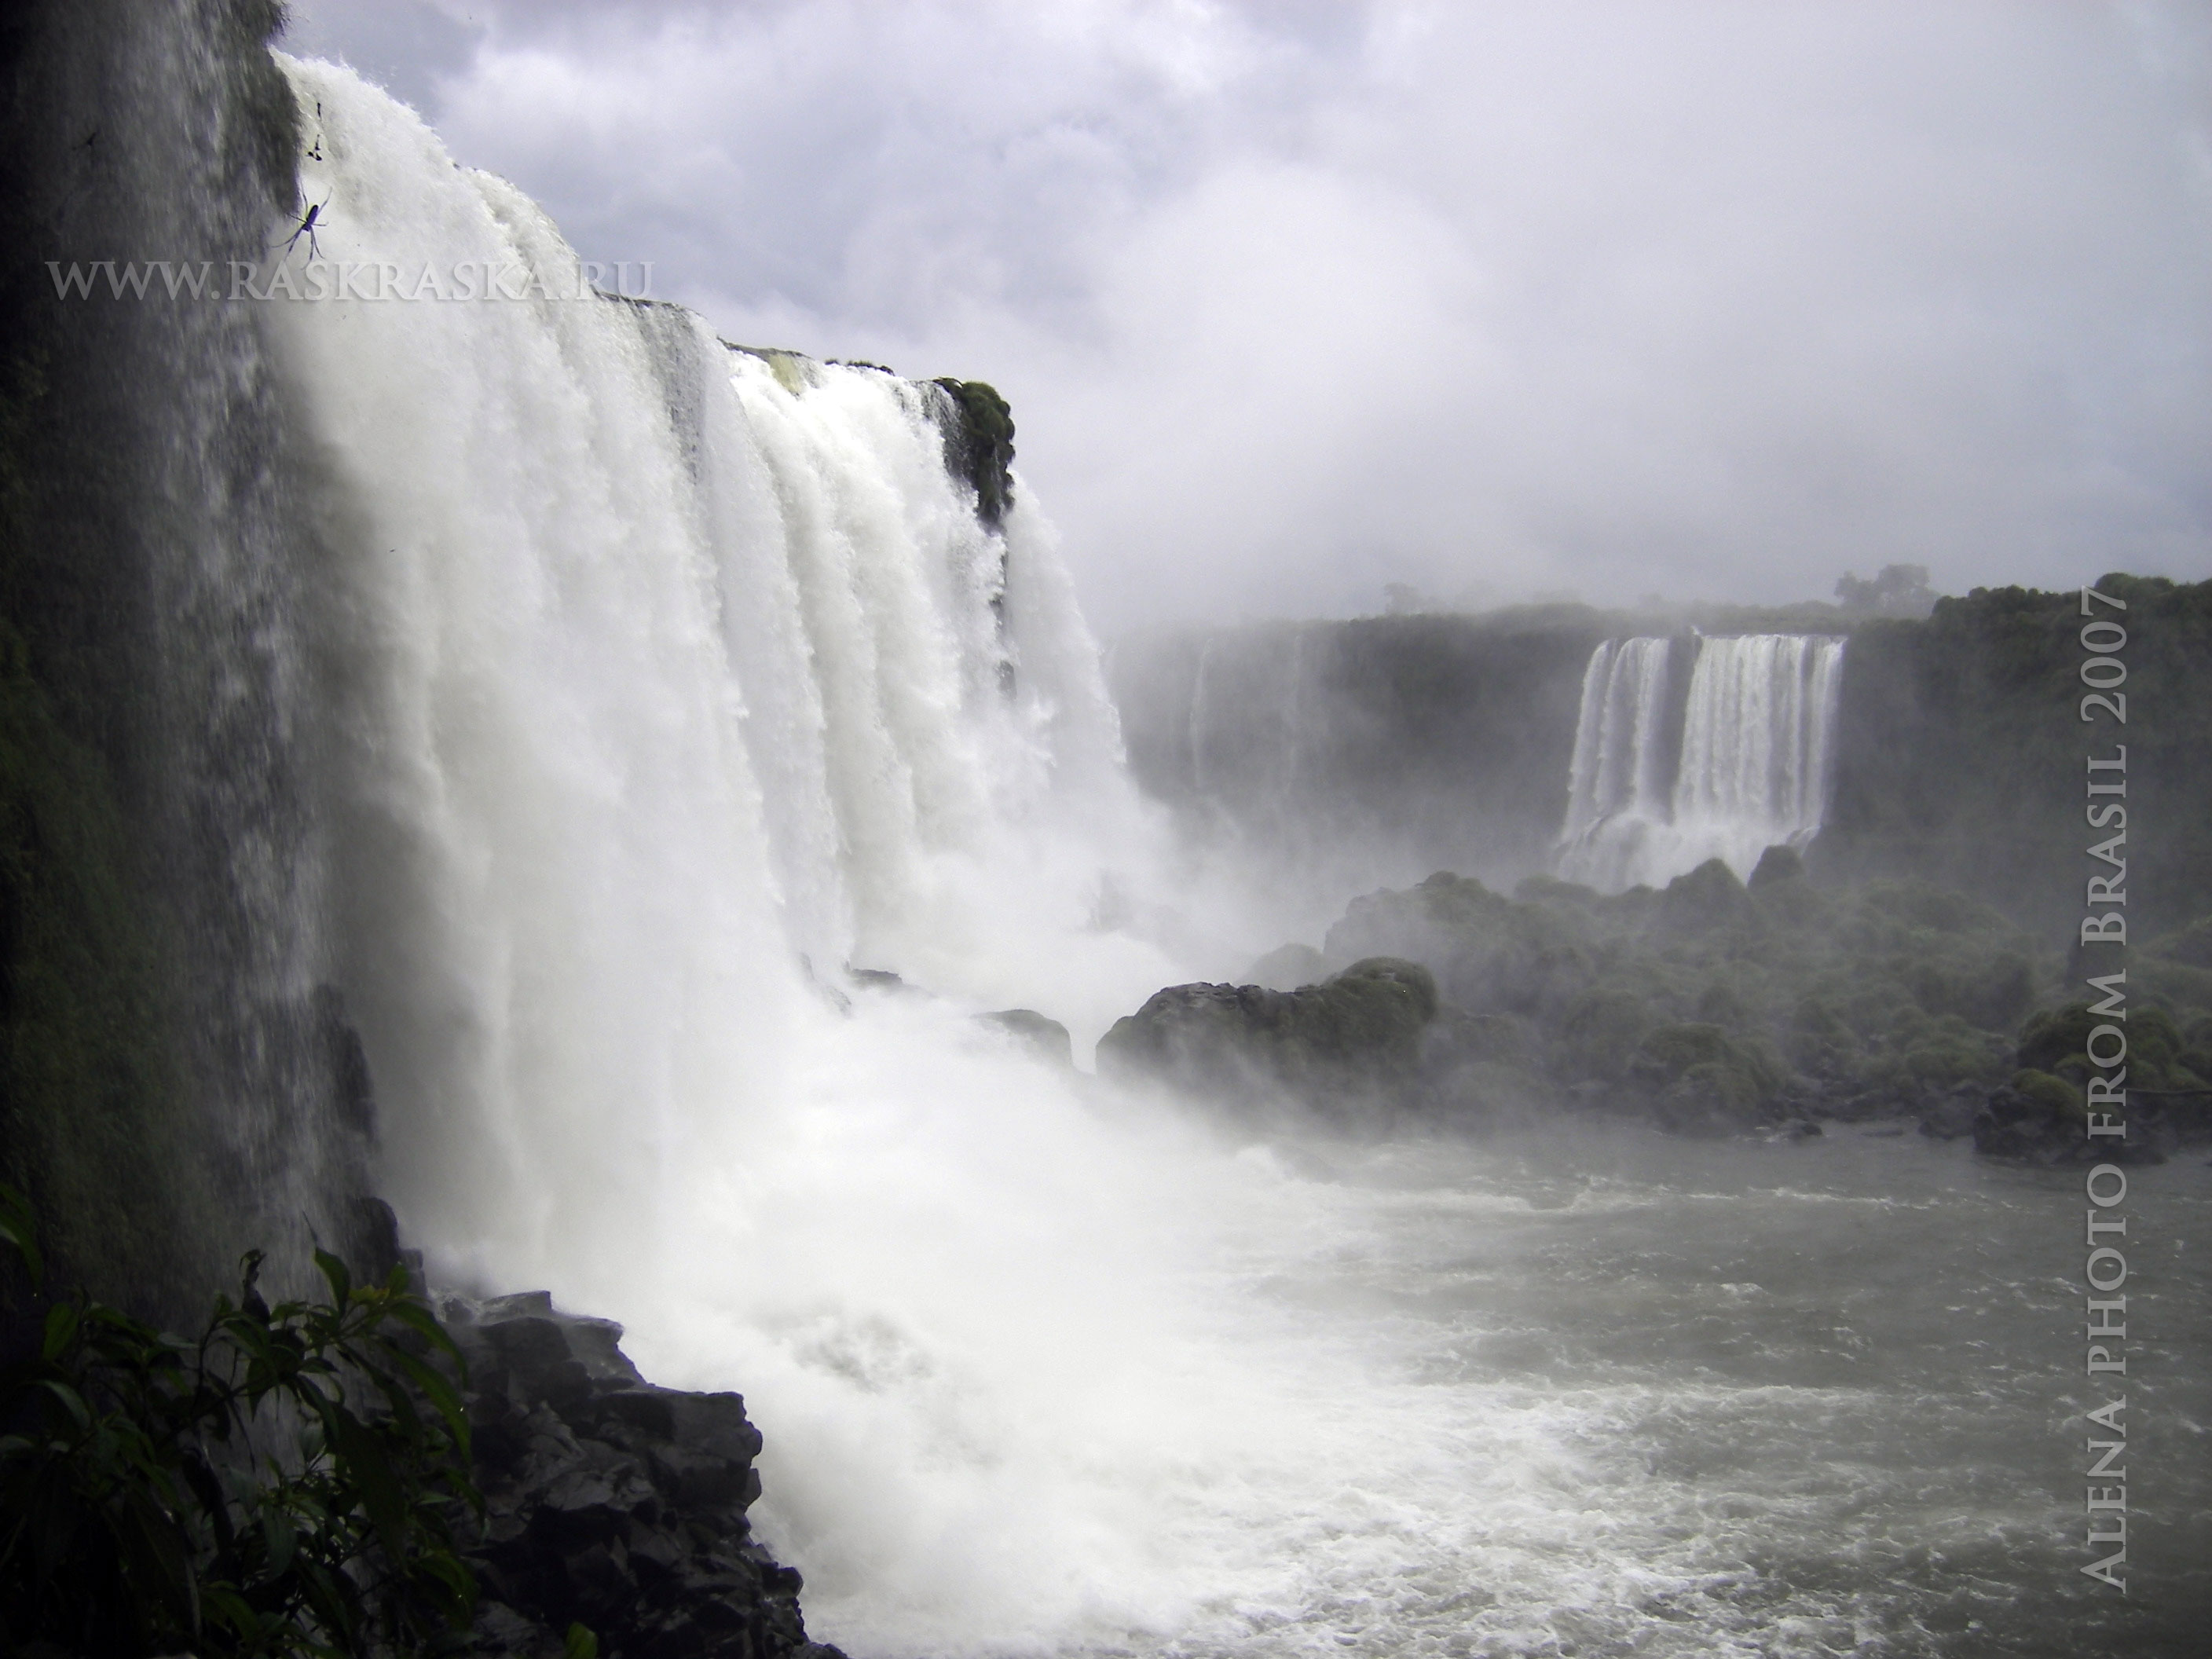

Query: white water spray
[1556,634,1844,890]
[266,58,1533,1655]
[264,59,1943,1659]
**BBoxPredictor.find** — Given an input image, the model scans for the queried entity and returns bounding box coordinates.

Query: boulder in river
[1096,957,1437,1119]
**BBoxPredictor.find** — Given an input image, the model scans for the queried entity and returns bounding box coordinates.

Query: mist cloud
[281,0,2212,631]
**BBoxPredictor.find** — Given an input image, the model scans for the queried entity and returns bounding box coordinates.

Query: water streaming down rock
[263,60,1343,1650]
[24,24,2195,1656]
[1555,634,1845,890]
[269,54,1173,1264]
[1555,636,1675,884]
[0,0,384,1309]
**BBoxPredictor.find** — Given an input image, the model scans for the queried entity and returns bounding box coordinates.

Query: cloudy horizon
[278,0,2212,634]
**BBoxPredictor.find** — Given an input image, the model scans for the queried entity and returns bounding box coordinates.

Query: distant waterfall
[1556,634,1844,889]
[1558,638,1675,851]
[1672,635,1847,865]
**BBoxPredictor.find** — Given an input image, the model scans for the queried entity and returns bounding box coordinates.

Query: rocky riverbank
[440,1290,844,1659]
[1098,854,2212,1163]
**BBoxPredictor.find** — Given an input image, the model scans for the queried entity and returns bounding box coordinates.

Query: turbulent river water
[1153,1128,2210,1659]
[612,1097,2211,1659]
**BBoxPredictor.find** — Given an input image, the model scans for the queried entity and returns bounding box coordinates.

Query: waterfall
[1556,633,1844,890]
[1671,633,1847,871]
[269,47,1182,1250]
[1557,636,1674,874]
[266,58,1380,1650]
[0,0,378,1308]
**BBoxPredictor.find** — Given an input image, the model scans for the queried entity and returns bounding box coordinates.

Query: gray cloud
[280,0,2212,632]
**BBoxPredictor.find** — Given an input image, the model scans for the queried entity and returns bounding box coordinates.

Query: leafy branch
[0,1184,481,1655]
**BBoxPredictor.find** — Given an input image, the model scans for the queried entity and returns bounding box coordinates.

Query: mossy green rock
[1324,872,1597,1017]
[1097,957,1437,1117]
[932,379,1016,527]
[1656,859,1760,939]
[1554,989,1656,1084]
[1246,942,1326,991]
[1628,1022,1789,1131]
[2019,1001,2207,1093]
[2012,1068,2086,1121]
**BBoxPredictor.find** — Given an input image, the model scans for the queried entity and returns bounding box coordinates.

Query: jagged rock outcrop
[1324,871,1602,1020]
[976,1008,1073,1068]
[1968,999,2212,1166]
[443,1291,844,1659]
[1624,1020,1794,1136]
[1096,957,1437,1119]
[1125,856,2177,1146]
[1971,1075,2172,1166]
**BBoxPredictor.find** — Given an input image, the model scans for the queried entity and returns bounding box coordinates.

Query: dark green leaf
[313,1247,351,1309]
[383,1345,473,1458]
[264,1498,298,1579]
[0,1184,42,1287]
[323,1404,408,1562]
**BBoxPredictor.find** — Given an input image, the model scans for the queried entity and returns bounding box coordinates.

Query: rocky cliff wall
[1111,578,2211,944]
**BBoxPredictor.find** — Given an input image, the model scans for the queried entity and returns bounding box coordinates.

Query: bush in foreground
[0,1185,482,1656]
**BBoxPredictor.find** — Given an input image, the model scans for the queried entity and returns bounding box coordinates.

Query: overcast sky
[278,0,2211,632]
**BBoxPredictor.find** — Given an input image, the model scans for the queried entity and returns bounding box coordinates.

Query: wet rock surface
[1096,957,1438,1122]
[977,1007,1074,1068]
[1104,860,2212,1159]
[443,1291,844,1659]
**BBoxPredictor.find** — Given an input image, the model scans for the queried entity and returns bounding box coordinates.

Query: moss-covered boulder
[930,379,1015,527]
[1324,872,1597,1018]
[1246,942,1326,991]
[1157,859,2078,1145]
[1553,989,1657,1084]
[1974,1067,2163,1165]
[1423,1009,1536,1071]
[2017,1002,2207,1093]
[1786,996,1864,1082]
[1626,1022,1791,1132]
[1654,858,1760,939]
[1096,957,1438,1119]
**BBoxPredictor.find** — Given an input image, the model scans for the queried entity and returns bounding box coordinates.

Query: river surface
[756,1122,2210,1659]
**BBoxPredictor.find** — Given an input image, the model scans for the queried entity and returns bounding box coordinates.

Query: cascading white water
[1555,634,1844,891]
[269,57,1541,1654]
[1555,637,1674,888]
[1671,634,1846,873]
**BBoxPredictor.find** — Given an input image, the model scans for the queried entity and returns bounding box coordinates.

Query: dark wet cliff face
[1815,575,2212,943]
[1111,580,2210,949]
[931,377,1015,529]
[1,0,378,1316]
[1110,609,1610,898]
